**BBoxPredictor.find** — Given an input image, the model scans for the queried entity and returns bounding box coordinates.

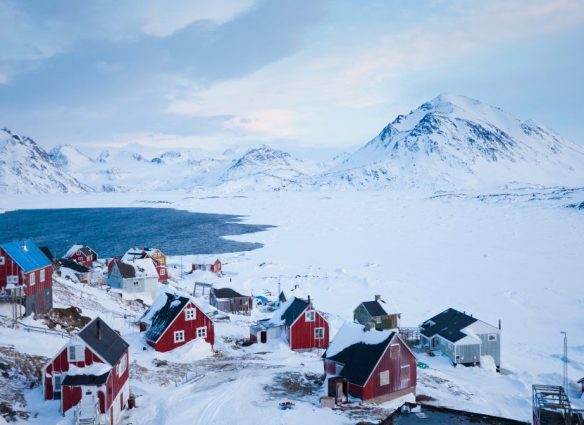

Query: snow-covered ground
[1,189,583,423]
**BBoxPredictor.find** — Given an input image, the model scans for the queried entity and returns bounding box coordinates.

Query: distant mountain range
[2,94,583,194]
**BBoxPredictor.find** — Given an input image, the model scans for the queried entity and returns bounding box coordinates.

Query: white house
[107,258,159,300]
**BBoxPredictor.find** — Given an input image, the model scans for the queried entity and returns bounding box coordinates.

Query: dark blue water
[0,208,274,258]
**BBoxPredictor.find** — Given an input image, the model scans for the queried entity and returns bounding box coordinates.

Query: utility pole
[561,331,568,392]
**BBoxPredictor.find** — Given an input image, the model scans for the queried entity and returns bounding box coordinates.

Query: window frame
[40,269,46,283]
[185,308,196,321]
[379,370,390,386]
[314,327,325,340]
[29,272,36,286]
[390,343,400,359]
[305,310,316,322]
[68,344,84,362]
[196,327,207,339]
[117,354,127,376]
[488,334,497,342]
[0,256,4,265]
[174,330,185,343]
[53,374,62,399]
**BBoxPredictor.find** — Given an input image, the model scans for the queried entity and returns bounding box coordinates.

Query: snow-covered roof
[325,322,395,358]
[64,244,84,258]
[117,258,158,279]
[67,363,112,377]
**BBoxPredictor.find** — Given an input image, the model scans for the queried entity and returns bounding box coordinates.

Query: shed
[209,287,253,315]
[63,245,97,268]
[107,258,159,301]
[354,295,400,330]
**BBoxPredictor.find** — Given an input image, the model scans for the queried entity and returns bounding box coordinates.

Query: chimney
[96,320,101,340]
[307,295,311,305]
[374,294,381,302]
[22,241,28,252]
[499,319,501,330]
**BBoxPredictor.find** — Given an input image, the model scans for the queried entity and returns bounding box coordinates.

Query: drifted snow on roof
[117,258,158,279]
[67,363,112,377]
[325,322,394,358]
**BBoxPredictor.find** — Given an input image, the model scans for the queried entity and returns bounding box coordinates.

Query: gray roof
[62,371,109,386]
[78,317,129,366]
[213,287,246,298]
[144,293,190,342]
[360,301,388,317]
[324,332,396,386]
[281,298,309,326]
[420,308,478,343]
[116,261,136,278]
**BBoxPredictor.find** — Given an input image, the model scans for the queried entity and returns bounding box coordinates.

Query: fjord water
[0,208,273,258]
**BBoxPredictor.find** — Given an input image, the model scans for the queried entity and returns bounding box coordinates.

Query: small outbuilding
[139,292,215,352]
[323,322,417,404]
[209,287,253,315]
[122,247,168,282]
[354,295,400,330]
[59,259,91,284]
[192,259,222,273]
[250,296,329,351]
[419,308,501,370]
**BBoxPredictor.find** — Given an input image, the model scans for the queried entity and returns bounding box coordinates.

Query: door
[53,374,62,400]
[260,331,267,343]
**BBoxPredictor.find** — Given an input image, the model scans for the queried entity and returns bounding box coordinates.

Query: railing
[399,327,421,345]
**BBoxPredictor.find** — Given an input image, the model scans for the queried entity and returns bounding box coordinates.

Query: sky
[1,0,583,156]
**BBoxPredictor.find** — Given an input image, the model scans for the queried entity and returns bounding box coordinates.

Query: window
[160,268,166,276]
[315,327,325,339]
[53,374,62,400]
[174,331,185,343]
[0,256,4,265]
[379,370,390,386]
[196,327,207,339]
[133,281,139,287]
[488,334,497,341]
[185,308,196,321]
[305,310,315,322]
[29,272,35,286]
[375,316,382,324]
[40,269,45,283]
[390,344,400,359]
[400,365,411,387]
[118,354,127,376]
[68,345,84,362]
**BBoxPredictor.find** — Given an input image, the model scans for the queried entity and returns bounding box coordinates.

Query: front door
[53,374,62,400]
[260,331,267,343]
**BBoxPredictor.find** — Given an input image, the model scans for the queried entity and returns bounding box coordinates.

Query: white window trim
[196,327,207,339]
[40,269,46,283]
[185,308,196,321]
[29,272,36,286]
[0,256,5,265]
[160,268,166,275]
[305,310,316,322]
[390,343,400,359]
[117,354,127,376]
[53,374,62,398]
[174,330,185,343]
[400,365,411,385]
[314,327,325,340]
[68,345,84,362]
[379,370,390,386]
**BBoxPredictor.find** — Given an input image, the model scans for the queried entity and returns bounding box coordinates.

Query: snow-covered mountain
[322,94,584,190]
[49,144,95,171]
[0,128,91,194]
[218,145,326,191]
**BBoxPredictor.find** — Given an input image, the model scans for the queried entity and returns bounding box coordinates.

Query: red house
[63,244,98,268]
[192,259,222,274]
[579,377,584,394]
[250,297,329,351]
[42,317,130,425]
[0,240,53,316]
[139,292,215,352]
[323,322,417,403]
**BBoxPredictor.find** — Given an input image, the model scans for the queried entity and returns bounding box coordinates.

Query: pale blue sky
[1,0,583,155]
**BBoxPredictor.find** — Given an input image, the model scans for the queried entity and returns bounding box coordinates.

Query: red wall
[361,336,417,401]
[62,385,82,413]
[148,302,215,352]
[44,345,103,400]
[68,251,93,268]
[289,306,329,351]
[104,352,129,412]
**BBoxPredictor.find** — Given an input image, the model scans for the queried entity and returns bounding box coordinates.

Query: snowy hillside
[322,94,584,190]
[0,129,91,194]
[218,145,326,192]
[49,145,95,171]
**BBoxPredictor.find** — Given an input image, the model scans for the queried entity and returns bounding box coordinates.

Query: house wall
[149,302,214,352]
[353,304,372,326]
[362,336,417,401]
[211,295,252,314]
[68,251,93,268]
[289,306,329,351]
[104,352,129,423]
[454,343,482,365]
[44,343,103,400]
[477,333,501,367]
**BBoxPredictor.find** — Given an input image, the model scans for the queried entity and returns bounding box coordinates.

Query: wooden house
[354,295,400,330]
[139,292,214,352]
[0,240,53,316]
[209,287,253,315]
[59,259,90,284]
[107,259,159,300]
[419,308,501,370]
[250,296,329,351]
[192,259,222,273]
[579,378,584,394]
[63,244,97,268]
[42,317,130,425]
[122,247,168,282]
[323,322,417,404]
